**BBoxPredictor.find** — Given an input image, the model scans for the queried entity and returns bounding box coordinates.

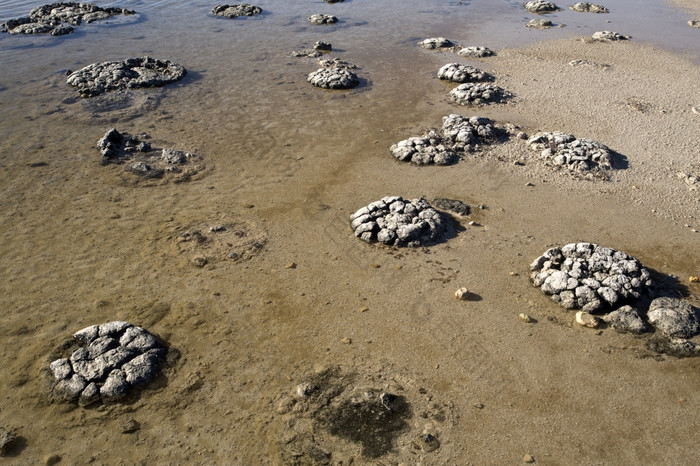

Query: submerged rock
[67,56,187,97]
[570,2,609,13]
[308,14,337,25]
[458,46,495,58]
[647,298,700,339]
[350,196,449,247]
[211,4,262,18]
[526,18,553,28]
[526,131,613,175]
[530,242,652,313]
[2,2,134,35]
[524,1,560,13]
[50,321,166,405]
[449,82,509,106]
[418,37,455,50]
[592,31,630,41]
[437,63,491,83]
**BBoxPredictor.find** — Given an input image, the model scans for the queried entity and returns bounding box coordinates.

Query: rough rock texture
[66,56,187,97]
[530,242,652,313]
[390,131,458,165]
[418,37,455,50]
[526,18,553,28]
[449,82,509,106]
[689,20,700,29]
[308,14,337,25]
[49,321,166,405]
[437,63,491,83]
[307,67,359,89]
[647,298,700,338]
[524,1,560,13]
[592,31,630,41]
[458,46,495,58]
[349,197,449,247]
[314,41,332,51]
[602,305,649,333]
[2,2,134,35]
[0,427,17,455]
[96,128,203,181]
[290,49,322,58]
[526,131,613,175]
[317,57,356,69]
[432,198,470,216]
[440,114,496,150]
[211,4,262,18]
[570,2,609,13]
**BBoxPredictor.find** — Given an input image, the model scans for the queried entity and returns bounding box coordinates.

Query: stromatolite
[67,56,187,97]
[570,2,609,13]
[449,82,509,106]
[307,66,359,89]
[211,4,262,18]
[592,31,630,41]
[49,321,166,405]
[418,37,455,50]
[530,242,652,313]
[350,196,449,247]
[523,1,560,13]
[437,63,491,83]
[458,46,495,58]
[2,2,134,35]
[526,131,613,174]
[308,14,337,25]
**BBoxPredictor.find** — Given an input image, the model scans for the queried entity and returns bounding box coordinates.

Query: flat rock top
[211,4,262,18]
[418,37,456,50]
[458,46,495,58]
[66,56,187,97]
[2,2,134,35]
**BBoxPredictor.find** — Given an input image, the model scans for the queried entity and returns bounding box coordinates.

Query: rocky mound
[307,59,359,89]
[530,242,652,313]
[526,131,613,175]
[523,1,560,13]
[390,132,459,165]
[458,46,495,58]
[211,4,262,18]
[570,2,609,13]
[437,63,491,83]
[449,82,509,106]
[308,14,337,25]
[48,321,166,405]
[418,37,455,50]
[526,18,553,28]
[2,2,134,35]
[690,20,700,29]
[350,197,449,247]
[67,56,187,97]
[97,128,204,181]
[592,31,630,41]
[441,114,496,149]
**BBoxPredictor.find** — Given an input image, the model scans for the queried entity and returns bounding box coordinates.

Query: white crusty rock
[307,68,359,89]
[437,63,491,83]
[526,131,613,175]
[524,1,560,13]
[526,18,553,28]
[592,31,630,41]
[647,297,700,339]
[211,4,262,18]
[449,82,509,106]
[602,305,649,333]
[570,2,609,13]
[350,197,449,247]
[308,14,337,25]
[441,114,495,149]
[390,131,458,165]
[418,37,455,50]
[530,242,652,313]
[2,2,134,35]
[67,56,186,97]
[458,46,495,58]
[50,321,166,405]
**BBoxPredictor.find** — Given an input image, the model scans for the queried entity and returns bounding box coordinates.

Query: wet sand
[1,0,699,464]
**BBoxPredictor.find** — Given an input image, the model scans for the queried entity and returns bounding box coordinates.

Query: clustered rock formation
[1,2,134,35]
[211,4,262,18]
[526,131,613,174]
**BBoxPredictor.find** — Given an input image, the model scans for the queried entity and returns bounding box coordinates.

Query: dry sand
[1,2,700,465]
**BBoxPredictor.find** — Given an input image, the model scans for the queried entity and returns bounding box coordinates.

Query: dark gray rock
[524,1,560,13]
[308,14,337,25]
[314,41,332,51]
[458,46,495,58]
[570,2,609,13]
[527,131,613,175]
[648,298,700,338]
[437,63,491,83]
[432,198,470,216]
[49,321,166,405]
[602,305,649,333]
[290,49,322,58]
[530,242,652,313]
[307,68,359,89]
[67,56,187,98]
[0,427,18,455]
[449,82,509,106]
[418,37,455,50]
[2,2,134,35]
[350,196,449,247]
[526,18,553,28]
[211,4,262,18]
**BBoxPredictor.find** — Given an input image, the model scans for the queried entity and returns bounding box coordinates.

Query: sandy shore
[1,1,699,464]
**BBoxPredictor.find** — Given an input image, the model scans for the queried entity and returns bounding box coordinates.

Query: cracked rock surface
[308,14,337,25]
[458,46,495,58]
[418,37,455,50]
[67,56,187,97]
[524,1,560,13]
[437,63,491,83]
[49,321,166,405]
[350,196,449,247]
[2,2,134,35]
[592,31,630,41]
[211,4,262,18]
[526,131,613,175]
[307,66,359,89]
[449,82,509,106]
[530,242,652,313]
[570,2,609,13]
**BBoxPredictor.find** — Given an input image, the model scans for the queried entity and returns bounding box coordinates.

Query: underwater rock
[307,68,359,89]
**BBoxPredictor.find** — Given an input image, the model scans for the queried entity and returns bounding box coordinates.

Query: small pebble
[121,418,140,434]
[468,221,481,227]
[359,306,369,313]
[473,402,484,409]
[524,453,535,463]
[576,311,600,328]
[526,182,535,187]
[455,287,470,300]
[689,276,699,283]
[286,262,297,269]
[341,337,352,344]
[370,263,380,268]
[519,313,534,323]
[421,433,440,452]
[44,454,61,466]
[192,256,208,267]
